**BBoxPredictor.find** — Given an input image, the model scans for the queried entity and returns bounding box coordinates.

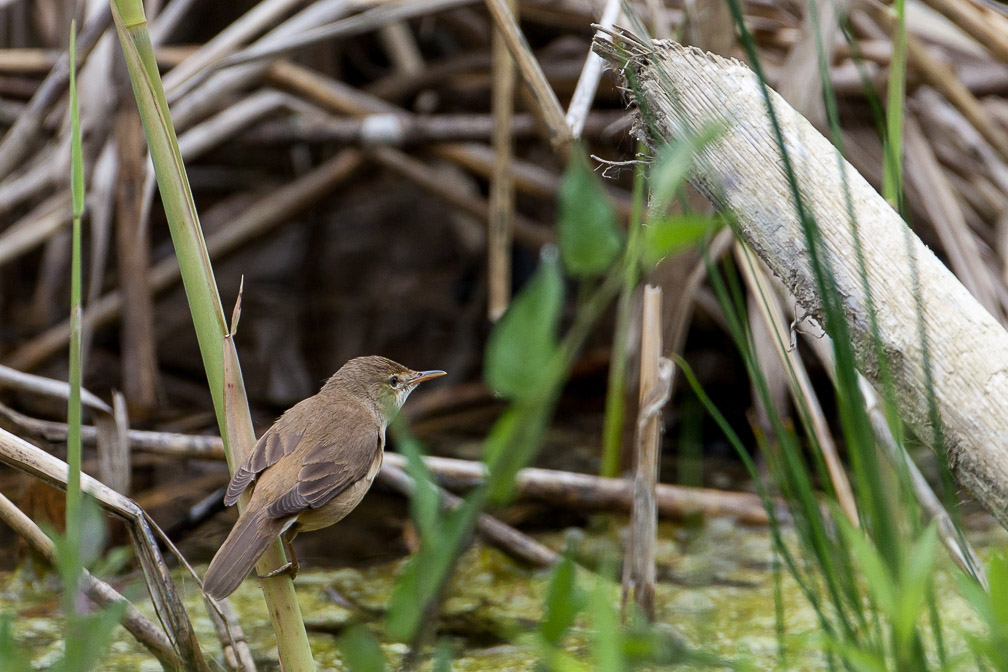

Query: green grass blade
[66,16,83,581]
[882,0,907,211]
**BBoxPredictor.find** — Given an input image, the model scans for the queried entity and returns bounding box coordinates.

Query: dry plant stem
[114,85,160,411]
[488,0,517,321]
[165,0,356,125]
[621,285,664,621]
[206,596,258,672]
[0,397,773,524]
[919,0,1008,67]
[160,0,305,95]
[593,33,1008,528]
[265,61,631,218]
[370,146,552,247]
[430,142,634,219]
[893,14,1008,163]
[379,464,557,567]
[799,326,987,585]
[566,0,622,137]
[0,5,111,180]
[0,401,226,460]
[244,112,584,145]
[0,425,208,671]
[903,115,1001,318]
[0,194,71,269]
[735,242,859,524]
[378,21,424,74]
[5,150,362,371]
[482,0,573,151]
[96,391,132,495]
[209,0,476,75]
[857,373,987,586]
[0,491,181,671]
[774,0,847,130]
[0,364,110,413]
[0,148,62,215]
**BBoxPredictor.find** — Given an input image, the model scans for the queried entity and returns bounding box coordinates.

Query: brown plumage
[203,356,445,599]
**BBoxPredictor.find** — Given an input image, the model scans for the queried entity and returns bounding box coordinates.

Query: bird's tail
[203,509,287,599]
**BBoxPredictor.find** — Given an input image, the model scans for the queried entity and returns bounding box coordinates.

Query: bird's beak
[411,370,446,385]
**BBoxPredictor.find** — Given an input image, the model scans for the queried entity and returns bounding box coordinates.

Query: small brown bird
[203,356,445,599]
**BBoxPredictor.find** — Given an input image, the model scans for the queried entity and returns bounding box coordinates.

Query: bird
[203,355,445,599]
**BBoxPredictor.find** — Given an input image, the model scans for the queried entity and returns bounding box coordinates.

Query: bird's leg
[257,530,300,580]
[283,530,300,578]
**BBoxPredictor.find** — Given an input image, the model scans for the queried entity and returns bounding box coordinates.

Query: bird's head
[330,355,445,421]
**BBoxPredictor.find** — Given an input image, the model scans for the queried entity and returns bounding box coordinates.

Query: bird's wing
[264,425,381,519]
[223,422,306,506]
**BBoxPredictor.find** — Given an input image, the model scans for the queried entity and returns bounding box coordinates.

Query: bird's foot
[258,561,298,580]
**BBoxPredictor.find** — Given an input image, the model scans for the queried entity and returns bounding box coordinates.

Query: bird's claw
[258,561,298,580]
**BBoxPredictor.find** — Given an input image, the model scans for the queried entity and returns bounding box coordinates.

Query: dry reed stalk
[264,60,632,219]
[242,112,598,145]
[0,490,181,671]
[114,91,160,411]
[893,14,1008,163]
[0,5,110,180]
[593,31,1008,529]
[206,596,258,672]
[0,426,208,670]
[0,401,775,524]
[95,391,131,496]
[903,114,1002,319]
[775,0,847,130]
[798,320,988,585]
[379,464,558,567]
[488,0,517,320]
[370,146,552,247]
[566,0,622,137]
[735,242,859,524]
[919,0,1008,66]
[382,452,776,524]
[0,194,70,267]
[0,364,110,412]
[5,150,363,371]
[160,0,305,95]
[622,285,666,621]
[483,0,573,151]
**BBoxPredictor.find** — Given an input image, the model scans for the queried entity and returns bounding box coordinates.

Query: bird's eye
[388,375,399,387]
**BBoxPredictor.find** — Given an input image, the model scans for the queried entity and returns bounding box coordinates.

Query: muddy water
[2,520,1005,670]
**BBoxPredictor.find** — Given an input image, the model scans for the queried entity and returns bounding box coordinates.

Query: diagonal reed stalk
[107,1,314,669]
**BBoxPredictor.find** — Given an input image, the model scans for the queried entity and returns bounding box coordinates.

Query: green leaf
[0,615,29,672]
[396,427,440,541]
[339,625,388,672]
[988,553,1008,627]
[431,640,454,672]
[641,215,720,268]
[836,514,895,617]
[557,150,622,277]
[385,496,482,641]
[540,551,584,645]
[589,574,622,672]
[648,125,722,212]
[894,524,937,650]
[483,401,551,503]
[484,252,563,400]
